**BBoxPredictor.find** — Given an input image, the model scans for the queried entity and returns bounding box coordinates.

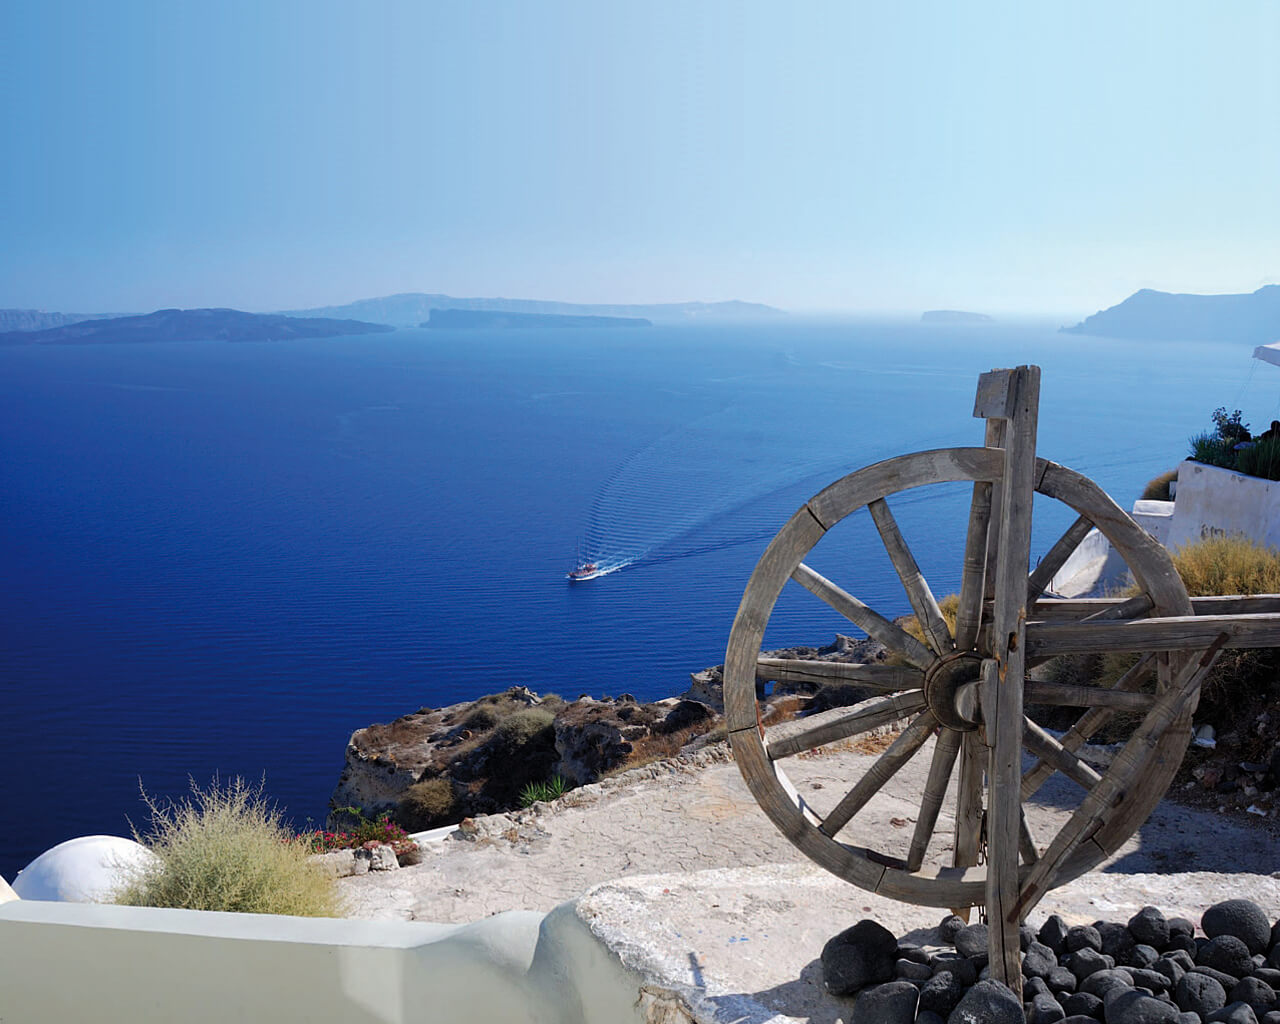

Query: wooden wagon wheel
[724,366,1244,994]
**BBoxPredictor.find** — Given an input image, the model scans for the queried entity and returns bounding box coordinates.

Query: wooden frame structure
[724,364,1280,995]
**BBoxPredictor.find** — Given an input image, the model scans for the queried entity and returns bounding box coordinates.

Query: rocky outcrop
[332,636,896,833]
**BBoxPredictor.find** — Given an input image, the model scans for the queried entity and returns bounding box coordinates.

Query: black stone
[1059,1017,1104,1024]
[1065,925,1103,953]
[1167,933,1199,955]
[955,924,990,959]
[1130,907,1172,950]
[1021,924,1038,952]
[946,978,1025,1024]
[939,914,966,944]
[1129,968,1173,993]
[1204,901,1273,956]
[1205,1002,1261,1024]
[1104,987,1180,1024]
[1040,915,1071,956]
[1255,969,1280,990]
[1028,992,1065,1024]
[1079,968,1134,1000]
[1168,918,1195,943]
[1131,945,1161,968]
[1046,966,1077,994]
[895,958,933,982]
[1271,918,1280,954]
[1153,956,1186,989]
[851,980,919,1024]
[919,970,966,1017]
[1024,942,1059,980]
[1177,1014,1206,1024]
[1097,921,1138,960]
[1229,977,1277,1016]
[933,955,978,988]
[1066,947,1112,983]
[1166,950,1197,972]
[1200,935,1256,978]
[1176,971,1228,1017]
[821,919,898,996]
[916,1012,946,1024]
[1024,977,1051,1000]
[1194,965,1245,991]
[1060,990,1103,1018]
[1261,1011,1280,1024]
[898,943,933,966]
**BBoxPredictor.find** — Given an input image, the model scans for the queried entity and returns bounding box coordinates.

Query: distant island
[422,308,651,330]
[0,308,395,346]
[0,309,127,333]
[285,293,783,326]
[921,310,993,324]
[1063,284,1280,342]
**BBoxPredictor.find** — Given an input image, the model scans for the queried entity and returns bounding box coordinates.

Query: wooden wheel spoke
[1022,680,1152,711]
[790,563,936,670]
[1026,514,1093,606]
[1021,717,1103,793]
[954,480,993,651]
[952,731,985,871]
[755,657,923,693]
[869,498,953,657]
[765,691,926,761]
[1079,593,1154,623]
[1022,654,1154,800]
[906,729,961,871]
[819,711,938,838]
[1011,639,1227,921]
[1019,811,1039,865]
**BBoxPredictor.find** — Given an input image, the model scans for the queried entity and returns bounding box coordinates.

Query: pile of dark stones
[820,899,1280,1024]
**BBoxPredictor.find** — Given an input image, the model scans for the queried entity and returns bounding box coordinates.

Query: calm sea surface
[1,321,1273,880]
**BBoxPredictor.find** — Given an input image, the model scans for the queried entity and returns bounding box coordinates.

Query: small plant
[1235,435,1280,482]
[1140,468,1178,501]
[397,777,457,831]
[112,776,339,917]
[1211,407,1251,446]
[1170,533,1280,596]
[518,774,570,807]
[1189,407,1253,472]
[304,805,417,856]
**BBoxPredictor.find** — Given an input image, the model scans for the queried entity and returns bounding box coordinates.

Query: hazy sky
[3,2,1278,315]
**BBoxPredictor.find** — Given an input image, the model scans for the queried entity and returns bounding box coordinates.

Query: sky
[2,1,1278,316]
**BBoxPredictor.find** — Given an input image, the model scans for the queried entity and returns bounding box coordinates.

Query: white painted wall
[0,899,645,1024]
[1165,460,1280,552]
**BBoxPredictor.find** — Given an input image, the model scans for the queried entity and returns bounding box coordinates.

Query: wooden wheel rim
[725,447,1195,908]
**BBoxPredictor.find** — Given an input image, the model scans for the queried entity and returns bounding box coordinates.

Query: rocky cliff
[330,633,890,832]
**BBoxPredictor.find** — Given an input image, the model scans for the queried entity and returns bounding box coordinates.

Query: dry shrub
[398,776,457,831]
[491,708,556,751]
[112,777,339,917]
[1169,534,1280,596]
[890,593,961,665]
[1140,469,1178,501]
[461,705,500,732]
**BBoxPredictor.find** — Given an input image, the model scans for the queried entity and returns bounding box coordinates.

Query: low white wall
[1166,460,1280,552]
[0,899,645,1024]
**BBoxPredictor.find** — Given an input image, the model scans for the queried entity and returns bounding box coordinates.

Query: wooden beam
[755,657,923,692]
[763,691,927,761]
[1026,613,1280,658]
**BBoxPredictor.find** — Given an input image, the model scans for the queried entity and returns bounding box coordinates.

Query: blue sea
[1,321,1274,881]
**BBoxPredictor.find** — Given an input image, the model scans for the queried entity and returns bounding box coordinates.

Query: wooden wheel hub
[923,652,983,732]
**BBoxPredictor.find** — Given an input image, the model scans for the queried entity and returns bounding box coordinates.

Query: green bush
[461,705,500,732]
[1140,469,1178,501]
[398,777,458,830]
[111,777,339,917]
[1189,431,1235,468]
[518,774,569,807]
[1235,436,1280,482]
[492,708,556,751]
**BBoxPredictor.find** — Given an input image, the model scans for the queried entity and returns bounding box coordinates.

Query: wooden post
[979,365,1040,997]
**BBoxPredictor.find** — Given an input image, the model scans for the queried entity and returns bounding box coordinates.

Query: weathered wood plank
[1027,514,1093,605]
[755,657,923,692]
[1019,811,1039,865]
[870,497,953,656]
[955,480,993,652]
[1022,717,1104,791]
[952,730,985,883]
[985,364,1039,995]
[1022,680,1152,711]
[1079,593,1155,623]
[791,563,937,671]
[819,711,938,838]
[1026,613,1280,657]
[907,729,962,872]
[763,691,927,761]
[973,368,1014,418]
[1032,594,1280,620]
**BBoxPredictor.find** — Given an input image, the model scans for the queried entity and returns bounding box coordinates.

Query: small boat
[567,561,603,581]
